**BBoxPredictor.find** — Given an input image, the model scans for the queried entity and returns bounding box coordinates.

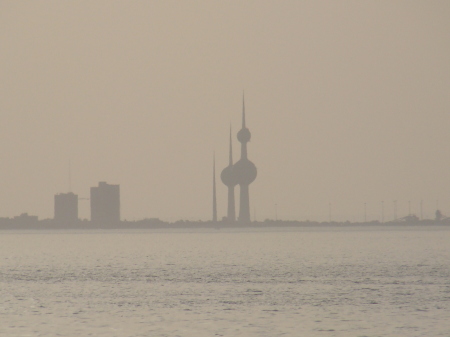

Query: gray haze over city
[1,1,450,222]
[2,3,450,337]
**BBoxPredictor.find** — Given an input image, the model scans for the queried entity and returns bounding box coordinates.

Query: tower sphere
[237,127,251,143]
[221,165,238,187]
[233,158,257,185]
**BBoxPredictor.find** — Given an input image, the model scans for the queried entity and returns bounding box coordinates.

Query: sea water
[1,226,449,336]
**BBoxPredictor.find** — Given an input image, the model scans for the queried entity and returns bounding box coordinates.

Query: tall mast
[242,92,246,128]
[221,126,236,222]
[229,125,233,165]
[236,94,257,223]
[213,153,217,222]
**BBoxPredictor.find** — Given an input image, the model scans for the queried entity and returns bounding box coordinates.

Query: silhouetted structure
[90,182,120,224]
[54,192,78,223]
[14,213,38,222]
[221,127,237,222]
[212,154,217,222]
[435,209,443,221]
[235,96,257,222]
[220,96,257,223]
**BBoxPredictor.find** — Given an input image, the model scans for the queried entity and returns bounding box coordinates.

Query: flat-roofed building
[90,182,120,225]
[14,213,39,223]
[54,192,78,224]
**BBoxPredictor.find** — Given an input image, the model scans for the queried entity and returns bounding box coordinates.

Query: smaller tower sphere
[237,127,251,143]
[221,165,238,187]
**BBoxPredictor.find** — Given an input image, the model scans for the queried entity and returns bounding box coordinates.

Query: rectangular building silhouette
[90,182,120,224]
[54,192,78,223]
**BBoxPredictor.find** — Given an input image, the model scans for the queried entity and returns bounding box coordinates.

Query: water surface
[1,226,449,336]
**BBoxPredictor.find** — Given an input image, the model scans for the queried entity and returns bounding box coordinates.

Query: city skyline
[1,97,450,222]
[0,92,449,223]
[2,4,450,337]
[2,109,449,223]
[1,2,450,221]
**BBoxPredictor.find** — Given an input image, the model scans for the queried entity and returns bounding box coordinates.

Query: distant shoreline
[1,218,449,230]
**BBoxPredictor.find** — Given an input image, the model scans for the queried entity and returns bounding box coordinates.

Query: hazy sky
[1,1,450,222]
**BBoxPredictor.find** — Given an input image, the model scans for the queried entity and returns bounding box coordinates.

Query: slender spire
[212,152,217,222]
[228,125,233,166]
[242,92,246,128]
[236,94,256,223]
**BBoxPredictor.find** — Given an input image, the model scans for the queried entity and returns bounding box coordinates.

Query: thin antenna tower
[212,153,217,222]
[381,201,384,223]
[408,200,411,216]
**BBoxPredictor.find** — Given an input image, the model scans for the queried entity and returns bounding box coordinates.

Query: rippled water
[1,226,449,336]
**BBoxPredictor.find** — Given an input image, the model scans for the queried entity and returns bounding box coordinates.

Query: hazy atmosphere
[1,1,450,222]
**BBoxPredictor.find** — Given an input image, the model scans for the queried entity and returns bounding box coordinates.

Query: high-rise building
[54,192,78,223]
[221,127,237,222]
[213,154,217,222]
[234,96,257,222]
[90,182,120,224]
[221,95,257,223]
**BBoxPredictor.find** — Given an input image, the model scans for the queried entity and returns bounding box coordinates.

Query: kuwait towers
[220,96,257,222]
[220,127,237,221]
